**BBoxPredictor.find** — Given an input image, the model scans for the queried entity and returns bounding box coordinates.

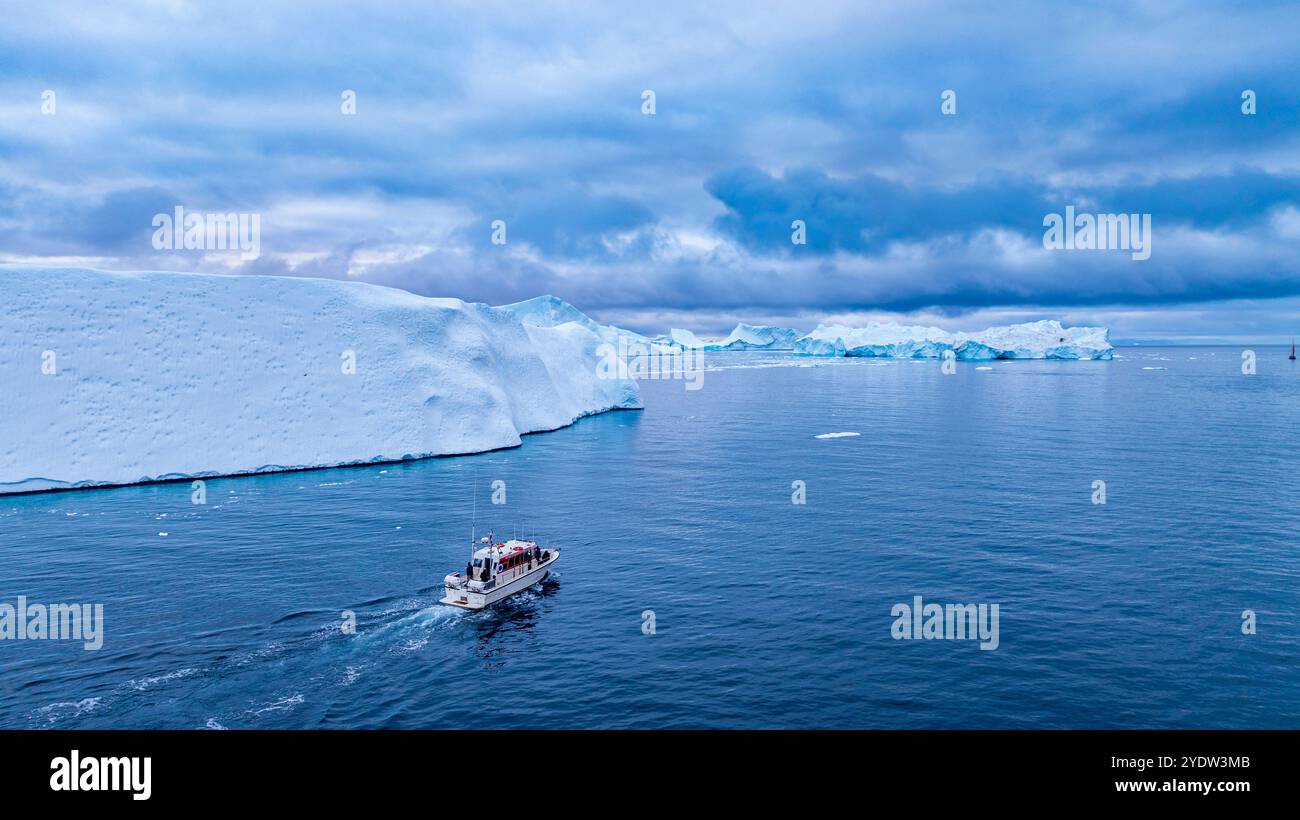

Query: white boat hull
[440,549,559,609]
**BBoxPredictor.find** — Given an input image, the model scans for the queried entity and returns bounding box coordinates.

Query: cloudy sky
[2,0,1299,341]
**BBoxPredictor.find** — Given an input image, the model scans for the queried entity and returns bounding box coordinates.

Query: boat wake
[24,588,477,728]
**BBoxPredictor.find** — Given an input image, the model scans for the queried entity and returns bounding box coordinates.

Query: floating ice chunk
[814,432,861,439]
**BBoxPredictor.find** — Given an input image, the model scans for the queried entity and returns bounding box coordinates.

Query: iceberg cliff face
[793,319,1112,360]
[0,267,641,494]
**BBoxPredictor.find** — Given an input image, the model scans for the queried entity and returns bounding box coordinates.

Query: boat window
[472,558,483,567]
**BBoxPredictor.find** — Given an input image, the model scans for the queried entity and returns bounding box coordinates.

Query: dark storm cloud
[1,0,1298,335]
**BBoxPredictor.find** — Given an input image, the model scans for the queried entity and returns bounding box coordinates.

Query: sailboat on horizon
[1291,337,1296,360]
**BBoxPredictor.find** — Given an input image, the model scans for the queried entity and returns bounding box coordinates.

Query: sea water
[2,347,1298,728]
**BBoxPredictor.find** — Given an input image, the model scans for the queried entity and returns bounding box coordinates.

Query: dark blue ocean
[3,346,1298,728]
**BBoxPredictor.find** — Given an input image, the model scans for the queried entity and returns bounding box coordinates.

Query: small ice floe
[158,532,168,537]
[814,432,861,439]
[975,366,993,371]
[395,525,402,530]
[1142,366,1167,371]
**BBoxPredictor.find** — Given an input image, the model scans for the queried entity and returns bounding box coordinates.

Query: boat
[440,531,559,609]
[1290,337,1296,360]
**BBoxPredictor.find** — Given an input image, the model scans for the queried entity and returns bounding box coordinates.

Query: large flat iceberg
[793,319,1112,360]
[0,267,641,494]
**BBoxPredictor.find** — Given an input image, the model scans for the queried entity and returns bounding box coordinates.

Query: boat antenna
[471,463,478,556]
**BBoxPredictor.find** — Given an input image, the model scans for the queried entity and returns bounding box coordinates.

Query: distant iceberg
[660,318,1110,359]
[666,323,802,351]
[714,323,802,351]
[0,268,641,494]
[792,319,1113,360]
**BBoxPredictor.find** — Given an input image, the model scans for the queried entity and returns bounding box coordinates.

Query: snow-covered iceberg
[499,293,609,333]
[711,323,802,351]
[0,267,641,494]
[501,294,675,354]
[666,323,802,351]
[793,319,1112,360]
[668,328,707,349]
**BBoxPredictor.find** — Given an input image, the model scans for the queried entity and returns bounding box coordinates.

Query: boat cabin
[442,534,560,610]
[464,539,545,586]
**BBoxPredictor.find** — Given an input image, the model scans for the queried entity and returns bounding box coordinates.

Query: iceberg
[657,317,1109,359]
[712,323,802,351]
[668,328,707,349]
[498,293,608,333]
[0,267,641,495]
[962,319,1112,360]
[666,323,802,351]
[502,294,676,354]
[792,319,1112,360]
